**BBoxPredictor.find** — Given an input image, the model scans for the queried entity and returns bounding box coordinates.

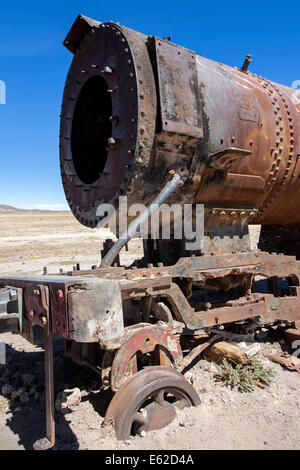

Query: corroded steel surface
[60,15,300,229]
[110,325,183,390]
[194,56,300,225]
[1,251,300,343]
[60,18,156,228]
[104,366,200,439]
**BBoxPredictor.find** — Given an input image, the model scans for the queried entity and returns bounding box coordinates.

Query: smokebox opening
[71,75,112,184]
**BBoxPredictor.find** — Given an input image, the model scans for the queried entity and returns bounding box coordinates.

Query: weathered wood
[204,341,249,365]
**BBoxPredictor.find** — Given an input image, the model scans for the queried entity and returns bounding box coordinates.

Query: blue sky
[0,0,299,210]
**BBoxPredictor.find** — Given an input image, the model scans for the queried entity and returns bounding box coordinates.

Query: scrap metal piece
[266,351,300,373]
[33,286,55,450]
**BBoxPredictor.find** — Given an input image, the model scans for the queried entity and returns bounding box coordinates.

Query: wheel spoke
[174,397,189,410]
[104,366,200,440]
[153,389,164,406]
[133,411,147,426]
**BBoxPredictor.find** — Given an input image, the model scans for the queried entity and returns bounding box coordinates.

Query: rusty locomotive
[1,14,300,449]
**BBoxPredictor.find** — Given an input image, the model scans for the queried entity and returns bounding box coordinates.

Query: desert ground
[0,212,299,450]
[0,211,143,277]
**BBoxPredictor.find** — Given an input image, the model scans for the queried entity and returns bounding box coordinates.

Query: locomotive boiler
[0,14,300,449]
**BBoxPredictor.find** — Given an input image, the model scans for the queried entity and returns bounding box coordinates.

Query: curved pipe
[100,173,183,267]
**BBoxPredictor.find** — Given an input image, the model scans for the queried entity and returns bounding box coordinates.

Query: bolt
[240,54,252,72]
[104,66,112,74]
[108,137,116,146]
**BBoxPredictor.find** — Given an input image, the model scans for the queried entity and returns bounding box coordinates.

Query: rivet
[104,66,113,74]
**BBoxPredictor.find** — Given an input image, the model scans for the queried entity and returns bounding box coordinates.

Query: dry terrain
[0,211,143,276]
[0,212,299,450]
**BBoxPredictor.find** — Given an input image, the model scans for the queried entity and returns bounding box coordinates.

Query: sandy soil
[0,212,298,450]
[0,330,299,450]
[0,212,143,276]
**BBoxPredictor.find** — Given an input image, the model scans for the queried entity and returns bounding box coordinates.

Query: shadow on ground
[0,339,111,450]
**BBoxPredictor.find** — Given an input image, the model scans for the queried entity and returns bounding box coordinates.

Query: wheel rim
[104,366,200,440]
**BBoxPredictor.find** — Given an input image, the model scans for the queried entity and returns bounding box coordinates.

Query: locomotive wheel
[104,366,200,440]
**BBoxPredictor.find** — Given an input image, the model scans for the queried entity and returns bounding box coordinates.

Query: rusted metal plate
[63,14,101,53]
[0,275,124,343]
[60,22,157,229]
[155,38,202,138]
[224,173,265,192]
[283,328,300,345]
[110,326,183,390]
[239,106,258,122]
[1,251,300,344]
[1,278,70,339]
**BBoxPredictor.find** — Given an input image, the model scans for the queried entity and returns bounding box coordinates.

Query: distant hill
[0,205,27,213]
[0,205,63,213]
